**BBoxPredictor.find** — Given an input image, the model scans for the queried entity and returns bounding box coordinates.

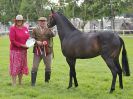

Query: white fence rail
[0,31,9,36]
[80,29,133,35]
[0,29,133,36]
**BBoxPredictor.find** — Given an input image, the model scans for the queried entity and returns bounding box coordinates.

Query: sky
[49,0,84,6]
[49,0,59,4]
[45,0,84,10]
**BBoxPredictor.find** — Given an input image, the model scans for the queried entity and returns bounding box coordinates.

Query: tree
[0,0,133,24]
[0,0,22,24]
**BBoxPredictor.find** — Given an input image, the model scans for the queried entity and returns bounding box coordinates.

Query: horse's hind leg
[102,56,118,93]
[66,58,78,89]
[73,66,78,87]
[114,59,123,89]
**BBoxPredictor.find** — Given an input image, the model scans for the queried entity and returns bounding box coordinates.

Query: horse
[120,22,133,34]
[47,10,130,93]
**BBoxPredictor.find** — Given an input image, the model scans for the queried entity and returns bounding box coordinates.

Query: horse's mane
[56,12,76,30]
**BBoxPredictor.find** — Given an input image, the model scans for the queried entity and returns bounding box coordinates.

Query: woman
[9,15,30,86]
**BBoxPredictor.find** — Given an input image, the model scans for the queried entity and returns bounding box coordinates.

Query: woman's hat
[15,15,24,20]
[38,17,47,21]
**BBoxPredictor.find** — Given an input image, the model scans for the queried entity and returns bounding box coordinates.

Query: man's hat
[38,17,47,21]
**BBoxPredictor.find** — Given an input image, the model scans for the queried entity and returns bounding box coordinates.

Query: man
[31,17,55,86]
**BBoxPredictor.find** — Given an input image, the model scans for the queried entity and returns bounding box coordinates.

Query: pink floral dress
[9,25,30,76]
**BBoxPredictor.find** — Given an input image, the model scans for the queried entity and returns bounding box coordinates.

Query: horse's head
[47,14,56,28]
[47,8,76,31]
[47,9,56,28]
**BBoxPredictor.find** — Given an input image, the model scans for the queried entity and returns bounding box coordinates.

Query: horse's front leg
[66,58,78,89]
[67,68,73,89]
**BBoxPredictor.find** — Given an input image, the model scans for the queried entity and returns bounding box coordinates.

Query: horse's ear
[51,8,54,13]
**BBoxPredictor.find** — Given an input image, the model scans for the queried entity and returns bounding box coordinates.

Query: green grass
[0,35,133,99]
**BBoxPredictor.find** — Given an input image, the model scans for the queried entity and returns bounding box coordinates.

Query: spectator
[9,15,30,86]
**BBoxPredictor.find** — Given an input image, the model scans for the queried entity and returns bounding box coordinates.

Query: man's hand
[36,41,43,46]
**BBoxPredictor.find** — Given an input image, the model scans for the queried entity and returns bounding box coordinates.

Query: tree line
[0,0,133,24]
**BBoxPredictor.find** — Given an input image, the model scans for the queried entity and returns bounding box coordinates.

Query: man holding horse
[31,17,55,86]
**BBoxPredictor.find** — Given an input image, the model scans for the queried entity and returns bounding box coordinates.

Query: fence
[0,31,9,36]
[80,29,133,35]
[0,29,133,37]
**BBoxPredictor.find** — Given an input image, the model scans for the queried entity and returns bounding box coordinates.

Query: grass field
[0,35,133,99]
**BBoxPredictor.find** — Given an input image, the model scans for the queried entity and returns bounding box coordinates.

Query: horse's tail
[119,37,130,76]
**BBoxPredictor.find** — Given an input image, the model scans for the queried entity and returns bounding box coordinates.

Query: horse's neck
[55,14,76,41]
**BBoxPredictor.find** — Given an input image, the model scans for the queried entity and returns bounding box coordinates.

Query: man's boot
[45,71,51,83]
[31,71,37,86]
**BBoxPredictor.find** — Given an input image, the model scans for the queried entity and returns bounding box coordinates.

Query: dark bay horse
[47,10,130,93]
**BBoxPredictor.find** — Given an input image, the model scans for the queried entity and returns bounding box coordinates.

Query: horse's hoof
[119,86,123,89]
[75,84,78,87]
[109,89,115,93]
[67,86,72,89]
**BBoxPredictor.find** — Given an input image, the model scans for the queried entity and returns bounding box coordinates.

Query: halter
[49,12,56,17]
